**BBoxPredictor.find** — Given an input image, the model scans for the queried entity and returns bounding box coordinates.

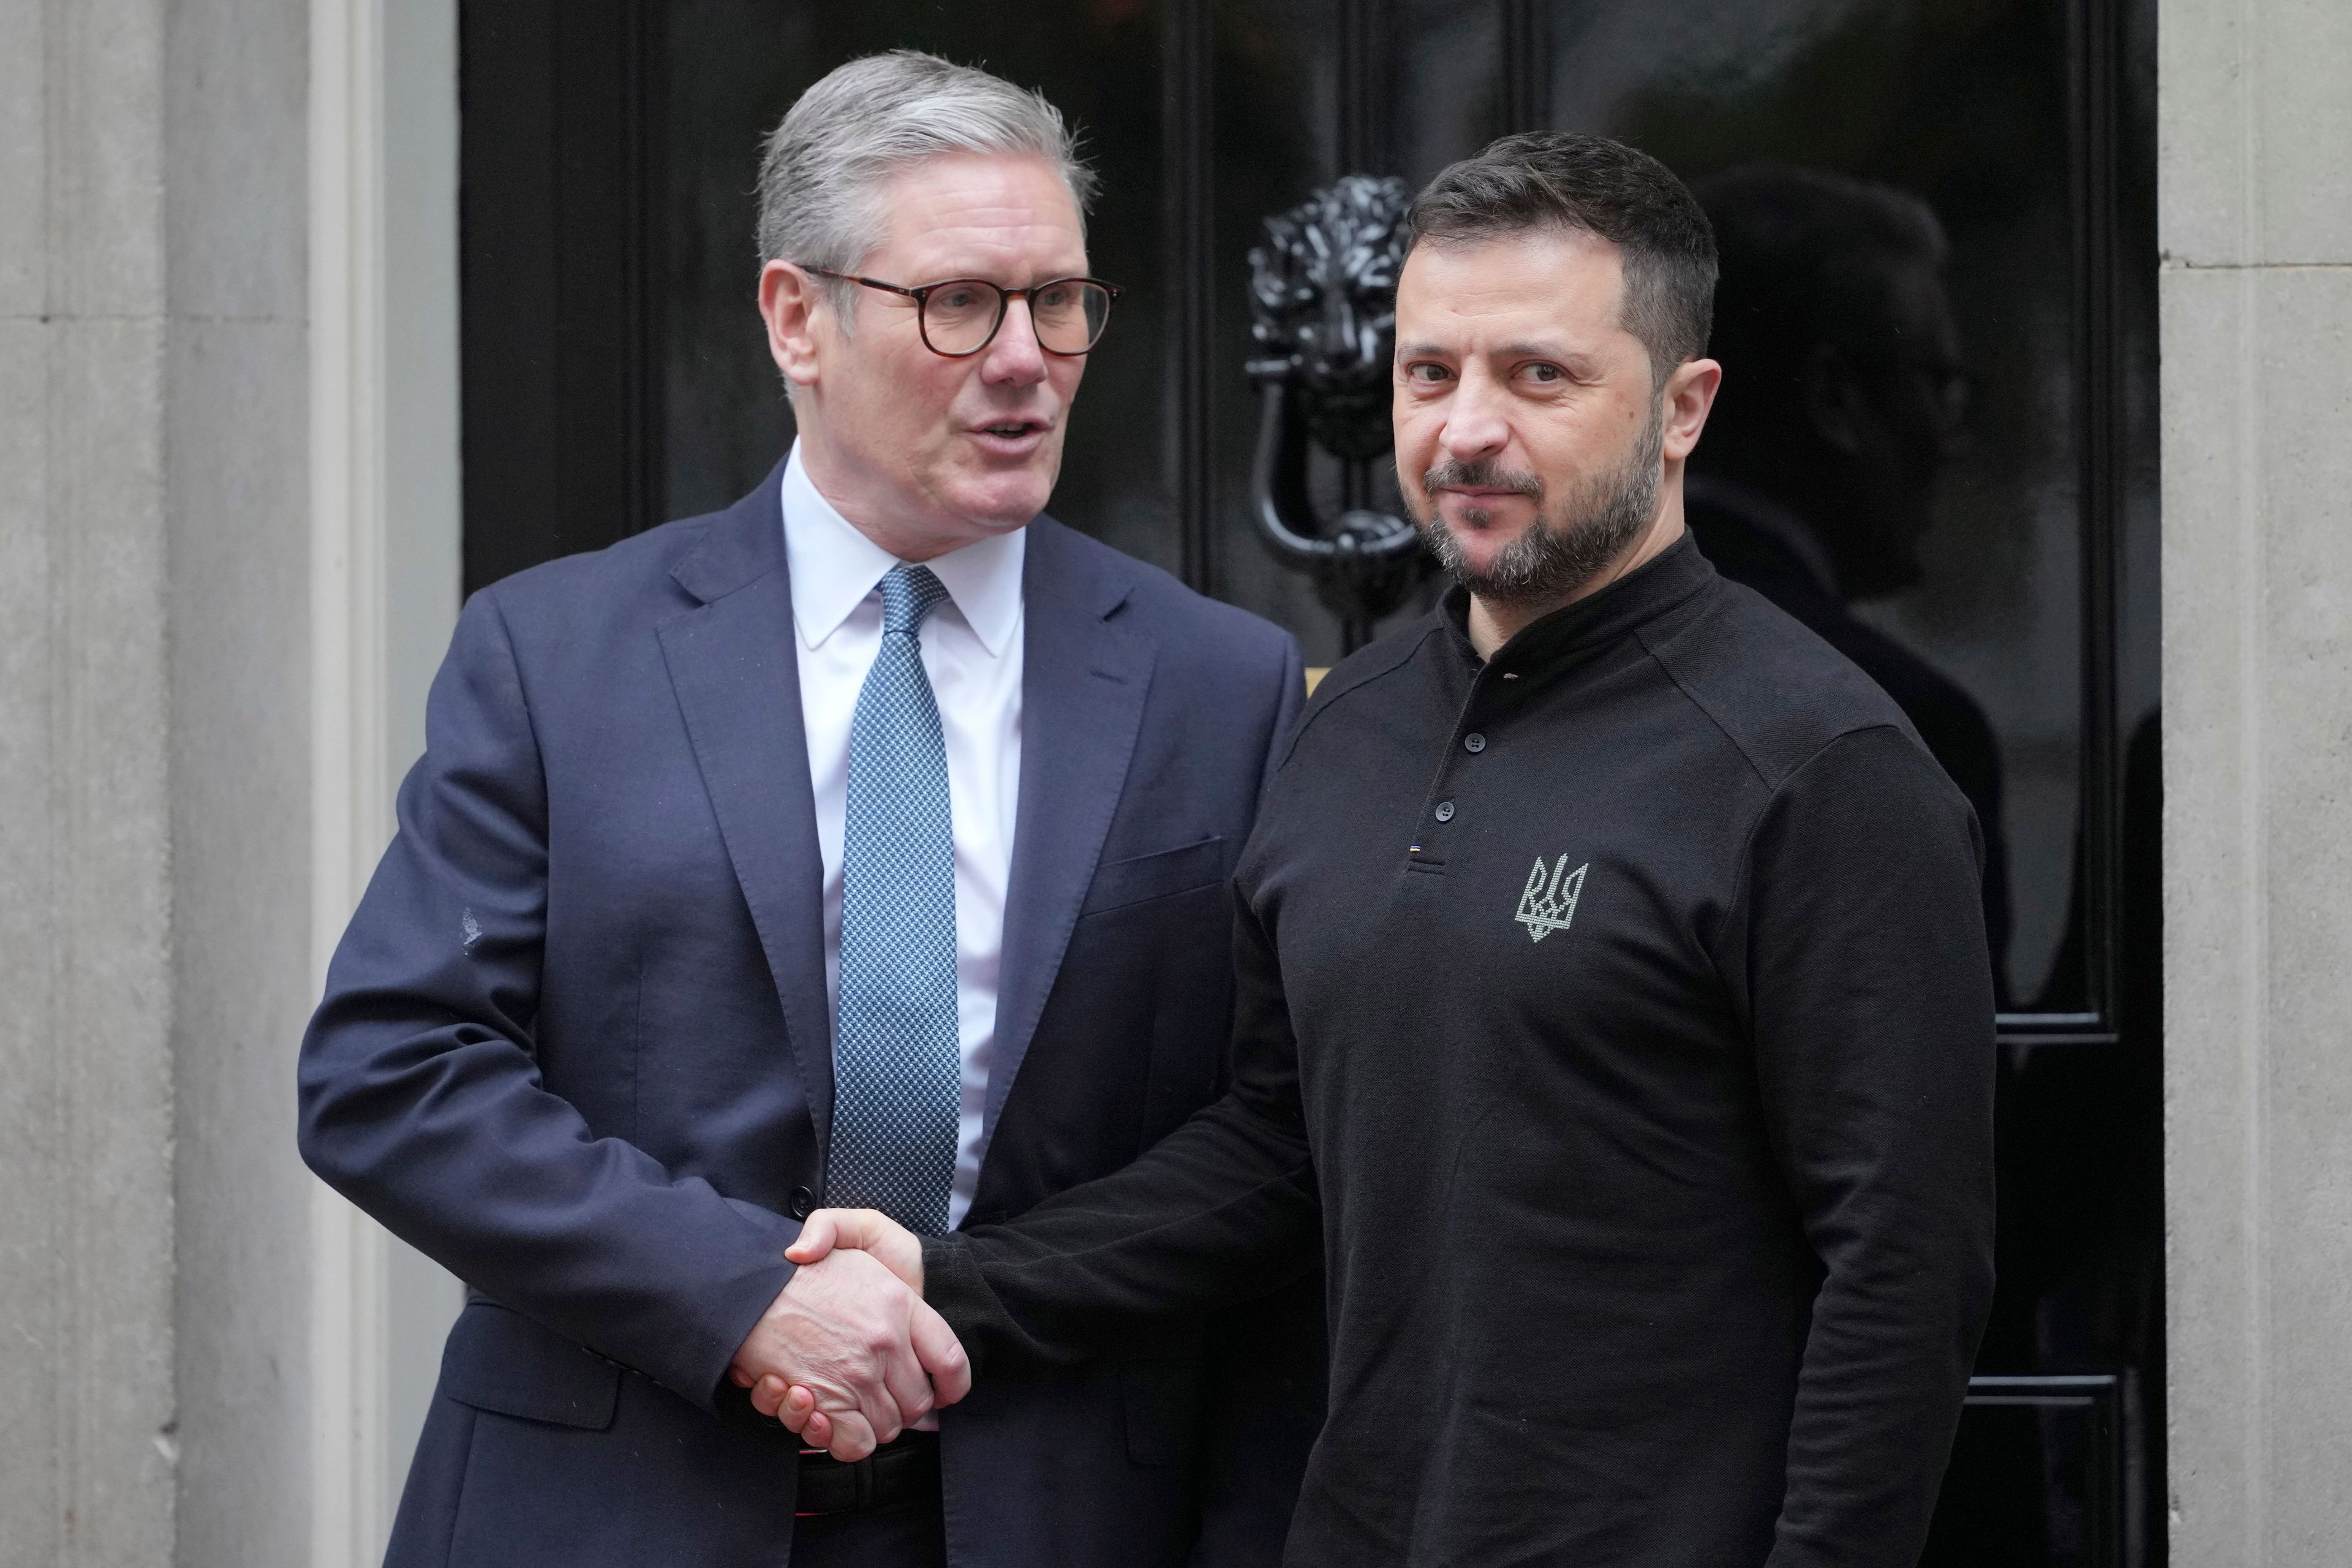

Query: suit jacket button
[789,1186,815,1219]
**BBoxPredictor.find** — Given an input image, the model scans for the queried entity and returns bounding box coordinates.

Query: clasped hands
[726,1208,948,1460]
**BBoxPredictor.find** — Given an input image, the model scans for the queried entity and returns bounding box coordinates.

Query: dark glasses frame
[796,265,1121,358]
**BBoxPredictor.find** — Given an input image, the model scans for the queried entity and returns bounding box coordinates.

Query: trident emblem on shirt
[1515,854,1588,944]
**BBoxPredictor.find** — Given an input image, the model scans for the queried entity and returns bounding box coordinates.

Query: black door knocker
[1246,174,1428,653]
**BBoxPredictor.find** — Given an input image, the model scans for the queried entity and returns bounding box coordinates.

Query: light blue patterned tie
[826,564,960,1235]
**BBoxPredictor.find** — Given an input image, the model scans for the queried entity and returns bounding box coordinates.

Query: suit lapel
[984,519,1156,1144]
[655,466,836,1144]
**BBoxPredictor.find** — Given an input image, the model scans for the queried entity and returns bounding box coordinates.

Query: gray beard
[1412,398,1666,609]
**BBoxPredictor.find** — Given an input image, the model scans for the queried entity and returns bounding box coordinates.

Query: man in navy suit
[300,50,1314,1567]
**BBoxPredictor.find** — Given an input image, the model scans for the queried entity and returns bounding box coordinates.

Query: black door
[459,4,2162,1560]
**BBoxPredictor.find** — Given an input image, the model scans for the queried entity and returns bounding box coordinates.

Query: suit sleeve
[1731,725,1998,1568]
[922,873,1322,1379]
[296,589,799,1415]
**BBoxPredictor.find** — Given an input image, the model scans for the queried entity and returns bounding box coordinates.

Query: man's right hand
[743,1208,934,1453]
[726,1242,969,1461]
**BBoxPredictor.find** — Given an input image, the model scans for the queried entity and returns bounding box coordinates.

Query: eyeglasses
[798,266,1120,358]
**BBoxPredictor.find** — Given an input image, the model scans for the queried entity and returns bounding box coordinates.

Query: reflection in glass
[1686,165,2014,1005]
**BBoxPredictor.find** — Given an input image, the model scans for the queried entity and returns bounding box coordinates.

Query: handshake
[725,1208,963,1460]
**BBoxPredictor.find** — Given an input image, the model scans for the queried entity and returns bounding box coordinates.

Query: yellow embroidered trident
[1515,855,1589,943]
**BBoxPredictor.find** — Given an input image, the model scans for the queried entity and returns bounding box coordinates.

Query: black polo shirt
[926,533,1996,1567]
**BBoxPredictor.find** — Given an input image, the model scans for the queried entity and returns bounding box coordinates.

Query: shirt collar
[1439,531,1716,676]
[779,440,1026,657]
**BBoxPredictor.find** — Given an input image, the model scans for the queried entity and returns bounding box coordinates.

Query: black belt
[794,1430,941,1518]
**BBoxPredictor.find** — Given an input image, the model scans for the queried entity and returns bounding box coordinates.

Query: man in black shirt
[771,134,1996,1568]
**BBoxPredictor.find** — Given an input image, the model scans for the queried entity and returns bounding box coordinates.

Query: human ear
[1660,356,1722,464]
[758,261,826,393]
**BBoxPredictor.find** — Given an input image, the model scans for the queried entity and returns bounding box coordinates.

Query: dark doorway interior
[458,2,2162,1559]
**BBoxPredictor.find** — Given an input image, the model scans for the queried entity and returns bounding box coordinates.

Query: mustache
[1421,457,1544,501]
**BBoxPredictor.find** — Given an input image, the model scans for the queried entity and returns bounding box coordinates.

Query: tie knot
[878,564,950,636]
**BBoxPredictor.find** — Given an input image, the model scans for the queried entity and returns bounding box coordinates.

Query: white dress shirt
[780,440,1024,1231]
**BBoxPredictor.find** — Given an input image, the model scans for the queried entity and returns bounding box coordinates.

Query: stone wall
[1,1,180,1560]
[0,0,312,1562]
[2162,0,2352,1561]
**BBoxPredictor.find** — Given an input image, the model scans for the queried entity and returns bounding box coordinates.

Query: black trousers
[789,1493,946,1567]
[788,1442,947,1568]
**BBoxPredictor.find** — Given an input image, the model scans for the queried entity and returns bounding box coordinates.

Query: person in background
[1686,164,2011,1003]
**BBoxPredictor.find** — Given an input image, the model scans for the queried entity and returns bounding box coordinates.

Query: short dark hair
[1406,132,1717,382]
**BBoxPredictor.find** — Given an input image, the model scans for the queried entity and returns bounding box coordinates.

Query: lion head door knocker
[1246,174,1427,652]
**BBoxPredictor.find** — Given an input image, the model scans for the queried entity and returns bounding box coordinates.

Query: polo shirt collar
[1441,530,1715,676]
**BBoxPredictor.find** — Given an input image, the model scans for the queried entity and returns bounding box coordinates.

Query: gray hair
[756,50,1098,328]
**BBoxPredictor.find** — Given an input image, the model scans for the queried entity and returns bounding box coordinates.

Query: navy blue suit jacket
[298,462,1319,1567]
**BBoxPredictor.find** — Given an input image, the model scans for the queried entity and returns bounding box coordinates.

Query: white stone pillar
[168,0,318,1560]
[2162,0,2352,1561]
[307,0,465,1555]
[0,1,178,1562]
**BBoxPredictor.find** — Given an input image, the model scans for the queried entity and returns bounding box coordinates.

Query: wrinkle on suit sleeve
[296,587,801,1415]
